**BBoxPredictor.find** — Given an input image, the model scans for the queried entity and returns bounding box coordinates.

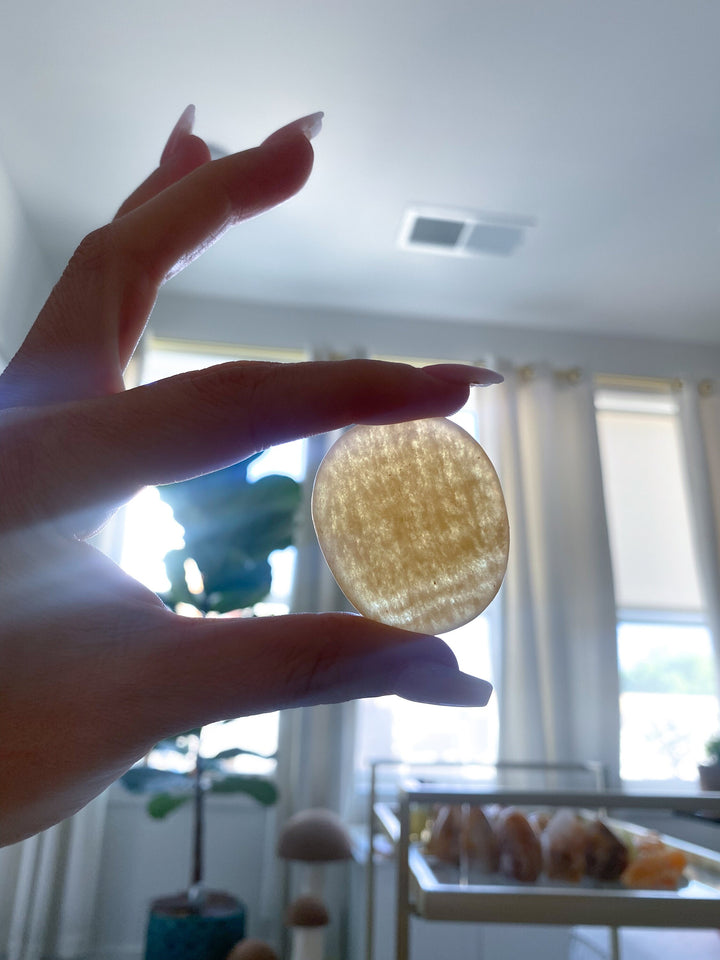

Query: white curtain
[482,364,620,786]
[276,348,362,822]
[678,378,720,697]
[276,425,358,823]
[0,795,108,960]
[264,356,359,953]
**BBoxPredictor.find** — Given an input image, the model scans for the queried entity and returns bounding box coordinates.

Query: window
[354,613,497,760]
[119,338,306,772]
[595,386,718,783]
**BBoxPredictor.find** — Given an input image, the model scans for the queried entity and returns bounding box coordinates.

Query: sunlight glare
[119,487,185,592]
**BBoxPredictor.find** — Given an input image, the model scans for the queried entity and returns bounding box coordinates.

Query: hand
[0,106,499,845]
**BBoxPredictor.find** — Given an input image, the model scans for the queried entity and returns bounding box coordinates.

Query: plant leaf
[157,455,262,512]
[147,793,191,820]
[120,768,191,794]
[157,462,301,617]
[147,792,193,819]
[209,776,278,805]
[209,747,275,761]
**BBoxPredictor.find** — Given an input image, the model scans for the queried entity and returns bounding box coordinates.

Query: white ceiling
[1,1,719,343]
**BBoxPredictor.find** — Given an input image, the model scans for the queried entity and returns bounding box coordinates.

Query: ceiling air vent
[399,207,535,257]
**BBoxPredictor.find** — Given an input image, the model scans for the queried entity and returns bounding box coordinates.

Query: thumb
[127,612,494,742]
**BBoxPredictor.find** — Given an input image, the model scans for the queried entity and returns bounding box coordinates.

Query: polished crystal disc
[311,417,509,635]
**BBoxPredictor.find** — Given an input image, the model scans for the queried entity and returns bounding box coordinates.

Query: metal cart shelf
[366,763,720,960]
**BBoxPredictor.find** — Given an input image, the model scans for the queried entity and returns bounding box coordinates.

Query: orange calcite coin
[311,418,509,635]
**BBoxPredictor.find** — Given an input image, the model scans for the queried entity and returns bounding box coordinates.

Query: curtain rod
[593,372,683,393]
[145,338,714,395]
[145,333,306,363]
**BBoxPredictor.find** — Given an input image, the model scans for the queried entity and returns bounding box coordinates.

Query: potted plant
[121,453,301,960]
[698,733,720,791]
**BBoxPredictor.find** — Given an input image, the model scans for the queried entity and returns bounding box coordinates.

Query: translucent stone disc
[311,417,509,635]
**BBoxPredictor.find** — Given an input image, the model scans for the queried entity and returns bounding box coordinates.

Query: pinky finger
[114,107,211,219]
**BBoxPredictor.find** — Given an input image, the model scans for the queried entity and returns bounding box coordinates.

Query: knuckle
[182,361,278,449]
[68,223,157,287]
[69,226,116,275]
[182,362,242,416]
[64,223,161,314]
[283,614,348,696]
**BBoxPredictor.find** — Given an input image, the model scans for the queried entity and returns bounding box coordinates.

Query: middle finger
[1,360,502,531]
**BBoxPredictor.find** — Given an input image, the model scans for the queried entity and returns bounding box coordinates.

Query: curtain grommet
[698,379,714,398]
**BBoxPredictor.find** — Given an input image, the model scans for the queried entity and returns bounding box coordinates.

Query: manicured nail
[263,111,324,146]
[395,661,494,707]
[423,364,504,387]
[161,104,196,164]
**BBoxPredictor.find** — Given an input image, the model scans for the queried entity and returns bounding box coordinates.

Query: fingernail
[263,111,324,146]
[423,364,504,387]
[161,104,196,164]
[395,662,493,707]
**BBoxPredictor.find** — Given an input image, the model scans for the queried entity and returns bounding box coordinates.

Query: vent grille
[399,207,535,257]
[408,216,465,248]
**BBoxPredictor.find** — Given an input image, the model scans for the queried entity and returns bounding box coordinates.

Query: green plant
[120,453,301,907]
[159,453,301,614]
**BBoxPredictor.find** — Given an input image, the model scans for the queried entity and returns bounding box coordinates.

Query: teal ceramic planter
[144,890,246,960]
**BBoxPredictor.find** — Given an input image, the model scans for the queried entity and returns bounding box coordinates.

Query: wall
[0,154,52,367]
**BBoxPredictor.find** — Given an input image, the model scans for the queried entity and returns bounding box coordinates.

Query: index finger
[3,360,502,531]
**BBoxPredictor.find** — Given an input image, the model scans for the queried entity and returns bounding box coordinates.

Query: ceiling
[1,1,719,343]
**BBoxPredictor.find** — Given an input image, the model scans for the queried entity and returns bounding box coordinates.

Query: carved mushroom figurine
[276,808,353,897]
[285,895,329,960]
